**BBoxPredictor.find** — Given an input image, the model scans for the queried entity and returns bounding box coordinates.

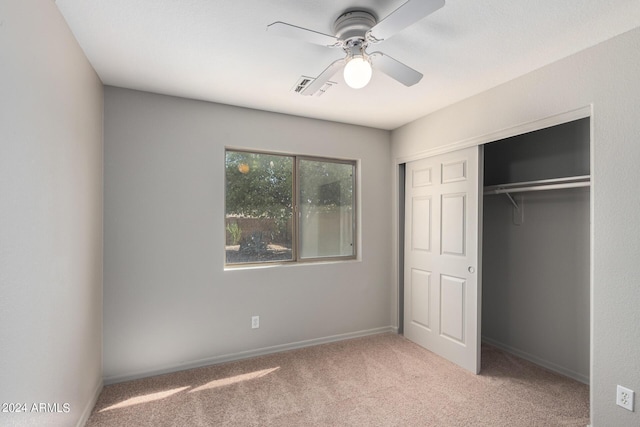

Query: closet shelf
[484,175,590,196]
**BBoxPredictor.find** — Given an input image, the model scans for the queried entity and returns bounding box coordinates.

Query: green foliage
[225,151,293,221]
[225,151,354,221]
[226,222,242,245]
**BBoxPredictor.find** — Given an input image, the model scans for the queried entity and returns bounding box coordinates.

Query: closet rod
[484,175,590,195]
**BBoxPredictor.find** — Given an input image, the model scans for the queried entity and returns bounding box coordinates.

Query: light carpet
[87,333,589,426]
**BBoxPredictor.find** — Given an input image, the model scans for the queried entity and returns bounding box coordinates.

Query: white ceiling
[55,0,640,130]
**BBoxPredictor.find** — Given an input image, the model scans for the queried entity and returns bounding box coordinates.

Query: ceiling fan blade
[370,52,423,86]
[267,22,340,47]
[367,0,445,42]
[302,58,346,95]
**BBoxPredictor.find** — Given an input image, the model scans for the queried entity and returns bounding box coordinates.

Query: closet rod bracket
[505,192,519,210]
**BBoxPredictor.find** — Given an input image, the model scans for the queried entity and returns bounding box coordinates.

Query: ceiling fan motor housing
[333,11,377,42]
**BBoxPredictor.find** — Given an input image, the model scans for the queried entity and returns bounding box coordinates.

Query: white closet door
[404,146,481,373]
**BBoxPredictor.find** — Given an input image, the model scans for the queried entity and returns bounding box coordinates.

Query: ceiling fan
[267,0,445,95]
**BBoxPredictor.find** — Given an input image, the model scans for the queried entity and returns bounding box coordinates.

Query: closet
[481,117,590,384]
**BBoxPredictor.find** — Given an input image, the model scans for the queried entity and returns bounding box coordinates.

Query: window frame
[224,148,358,267]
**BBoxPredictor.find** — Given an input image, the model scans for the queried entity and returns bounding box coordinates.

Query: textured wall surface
[103,87,393,383]
[0,1,104,426]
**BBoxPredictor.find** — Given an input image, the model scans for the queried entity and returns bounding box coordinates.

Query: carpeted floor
[87,333,589,426]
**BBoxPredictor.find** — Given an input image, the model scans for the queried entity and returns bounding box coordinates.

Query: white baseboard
[482,336,589,385]
[76,379,103,427]
[104,326,397,385]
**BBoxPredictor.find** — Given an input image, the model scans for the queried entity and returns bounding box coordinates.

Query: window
[225,150,356,265]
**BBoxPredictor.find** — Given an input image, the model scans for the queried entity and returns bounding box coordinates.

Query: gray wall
[103,87,393,382]
[482,188,590,383]
[392,27,640,425]
[0,1,104,426]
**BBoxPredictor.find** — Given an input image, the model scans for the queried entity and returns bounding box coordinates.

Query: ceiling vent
[291,76,336,96]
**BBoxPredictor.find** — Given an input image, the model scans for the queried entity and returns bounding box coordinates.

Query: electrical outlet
[251,316,260,329]
[616,385,634,411]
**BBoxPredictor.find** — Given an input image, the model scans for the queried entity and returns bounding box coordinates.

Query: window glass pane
[225,151,293,264]
[299,159,355,259]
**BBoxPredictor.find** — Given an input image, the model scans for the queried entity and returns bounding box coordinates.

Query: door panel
[410,269,432,329]
[404,146,481,373]
[440,274,466,343]
[412,197,432,251]
[441,194,466,256]
[413,167,433,187]
[442,159,467,183]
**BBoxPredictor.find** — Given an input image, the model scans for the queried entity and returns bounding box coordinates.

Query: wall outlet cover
[616,385,634,411]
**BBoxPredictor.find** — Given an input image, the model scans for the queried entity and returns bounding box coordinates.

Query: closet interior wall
[481,118,590,384]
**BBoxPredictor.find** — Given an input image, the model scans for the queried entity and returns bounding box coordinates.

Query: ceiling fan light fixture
[343,55,372,89]
[268,0,443,94]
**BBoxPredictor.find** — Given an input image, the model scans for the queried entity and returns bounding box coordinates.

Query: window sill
[223,257,360,272]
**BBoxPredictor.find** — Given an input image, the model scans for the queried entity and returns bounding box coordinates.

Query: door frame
[392,106,593,383]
